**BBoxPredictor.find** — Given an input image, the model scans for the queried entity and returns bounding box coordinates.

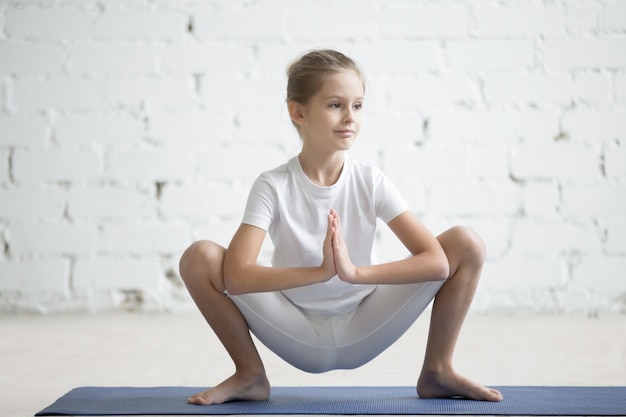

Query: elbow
[224,275,243,295]
[223,260,246,295]
[223,268,247,296]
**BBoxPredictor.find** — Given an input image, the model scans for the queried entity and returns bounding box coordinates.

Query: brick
[379,5,469,38]
[512,220,601,254]
[106,149,194,183]
[387,74,476,108]
[348,42,440,74]
[606,0,626,31]
[105,78,192,110]
[160,43,250,76]
[191,219,241,249]
[99,222,189,254]
[13,150,102,183]
[572,256,626,292]
[383,145,470,184]
[0,260,69,294]
[73,258,163,291]
[484,256,563,290]
[616,73,626,103]
[0,151,8,183]
[160,183,247,219]
[522,182,560,218]
[430,182,521,216]
[511,143,601,180]
[518,110,561,141]
[562,110,626,141]
[573,73,611,104]
[147,111,235,147]
[605,218,626,253]
[562,185,626,216]
[474,5,565,37]
[284,5,375,41]
[93,10,187,40]
[255,43,316,80]
[447,40,534,70]
[0,115,47,146]
[8,223,97,255]
[429,110,518,143]
[605,141,626,178]
[5,8,92,39]
[359,111,425,150]
[565,0,599,34]
[56,114,143,146]
[484,74,571,105]
[0,188,65,218]
[69,44,155,75]
[467,146,509,179]
[200,76,285,124]
[543,39,626,69]
[13,78,105,111]
[194,7,282,40]
[469,218,511,259]
[196,145,286,185]
[68,187,154,219]
[0,42,65,74]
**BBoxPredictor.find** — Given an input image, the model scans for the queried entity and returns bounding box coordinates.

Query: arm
[332,210,449,285]
[223,215,337,295]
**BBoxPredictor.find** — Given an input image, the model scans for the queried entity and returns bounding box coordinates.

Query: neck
[298,150,345,186]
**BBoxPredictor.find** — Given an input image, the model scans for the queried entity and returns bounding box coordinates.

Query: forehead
[317,70,364,98]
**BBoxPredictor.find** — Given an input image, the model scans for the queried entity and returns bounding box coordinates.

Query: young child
[179,49,503,405]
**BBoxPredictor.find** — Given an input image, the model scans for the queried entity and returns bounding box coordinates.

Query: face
[291,70,365,153]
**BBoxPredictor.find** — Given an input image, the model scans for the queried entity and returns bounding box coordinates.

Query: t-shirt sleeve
[374,170,410,224]
[241,174,276,231]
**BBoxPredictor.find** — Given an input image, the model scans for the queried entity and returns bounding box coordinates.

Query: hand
[330,209,358,283]
[320,211,337,280]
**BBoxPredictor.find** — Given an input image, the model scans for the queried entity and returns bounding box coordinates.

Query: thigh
[228,291,338,373]
[333,280,445,369]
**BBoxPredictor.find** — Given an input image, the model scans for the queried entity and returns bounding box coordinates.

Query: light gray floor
[1,312,624,417]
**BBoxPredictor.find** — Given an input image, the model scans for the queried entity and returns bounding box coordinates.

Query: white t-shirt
[242,154,409,314]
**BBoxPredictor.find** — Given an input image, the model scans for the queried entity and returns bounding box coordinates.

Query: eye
[353,102,363,110]
[329,102,341,109]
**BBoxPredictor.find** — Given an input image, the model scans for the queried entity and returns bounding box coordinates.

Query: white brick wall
[0,0,625,314]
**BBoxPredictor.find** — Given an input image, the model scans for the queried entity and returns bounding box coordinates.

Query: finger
[333,213,342,235]
[326,213,334,236]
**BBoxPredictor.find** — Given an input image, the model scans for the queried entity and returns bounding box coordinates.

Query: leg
[417,226,503,402]
[178,240,270,405]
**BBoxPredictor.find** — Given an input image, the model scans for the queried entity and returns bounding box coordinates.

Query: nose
[343,108,354,124]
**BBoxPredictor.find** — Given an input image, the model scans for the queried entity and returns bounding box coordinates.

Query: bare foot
[417,369,503,402]
[188,372,270,405]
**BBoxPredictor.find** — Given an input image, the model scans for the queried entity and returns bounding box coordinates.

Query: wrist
[317,266,334,283]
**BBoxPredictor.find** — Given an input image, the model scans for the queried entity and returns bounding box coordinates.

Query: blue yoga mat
[36,386,626,416]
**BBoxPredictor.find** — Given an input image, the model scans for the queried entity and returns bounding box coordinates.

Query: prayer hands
[322,209,358,283]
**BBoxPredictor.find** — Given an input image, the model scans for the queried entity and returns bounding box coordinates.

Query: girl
[179,49,503,405]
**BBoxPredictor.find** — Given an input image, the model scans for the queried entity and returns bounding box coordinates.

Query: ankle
[235,366,267,381]
[420,362,453,376]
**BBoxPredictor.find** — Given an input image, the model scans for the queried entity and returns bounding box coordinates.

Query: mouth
[335,130,355,137]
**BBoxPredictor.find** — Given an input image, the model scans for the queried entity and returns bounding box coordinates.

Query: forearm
[352,252,449,285]
[224,263,330,295]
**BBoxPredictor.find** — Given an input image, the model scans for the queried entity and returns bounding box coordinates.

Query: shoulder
[346,155,387,185]
[253,158,292,186]
[248,156,297,198]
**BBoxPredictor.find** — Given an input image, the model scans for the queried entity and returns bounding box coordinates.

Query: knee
[445,226,486,267]
[178,240,224,285]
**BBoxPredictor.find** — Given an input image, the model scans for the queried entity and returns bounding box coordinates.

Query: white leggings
[228,280,445,373]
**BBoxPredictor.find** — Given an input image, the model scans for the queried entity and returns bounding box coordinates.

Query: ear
[288,100,305,127]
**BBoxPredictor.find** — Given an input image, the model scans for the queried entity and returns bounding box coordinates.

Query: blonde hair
[286,49,365,106]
